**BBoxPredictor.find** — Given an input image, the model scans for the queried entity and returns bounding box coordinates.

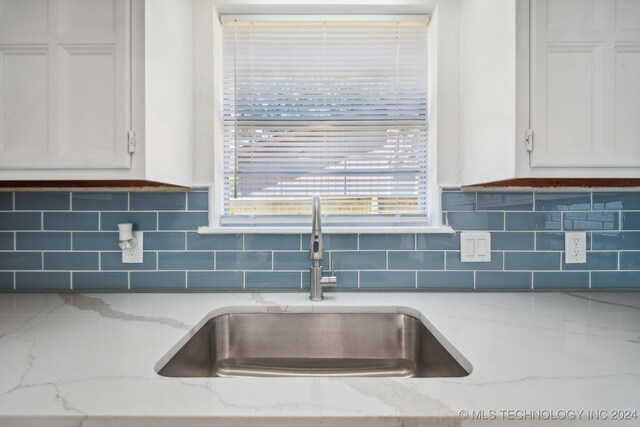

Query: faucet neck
[309,196,323,261]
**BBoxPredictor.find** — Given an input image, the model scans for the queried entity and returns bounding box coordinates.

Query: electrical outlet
[564,232,586,264]
[122,231,144,263]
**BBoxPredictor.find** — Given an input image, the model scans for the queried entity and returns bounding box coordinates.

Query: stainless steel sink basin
[157,309,470,378]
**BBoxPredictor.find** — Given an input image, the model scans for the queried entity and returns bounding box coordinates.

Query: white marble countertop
[0,291,639,427]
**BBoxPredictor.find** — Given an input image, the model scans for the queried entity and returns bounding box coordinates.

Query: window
[216,16,431,229]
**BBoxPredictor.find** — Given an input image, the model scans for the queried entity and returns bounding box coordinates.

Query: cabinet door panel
[62,0,116,34]
[59,45,126,168]
[615,0,640,31]
[614,45,640,156]
[0,0,130,170]
[531,0,640,168]
[0,0,49,34]
[539,44,603,164]
[0,48,50,165]
[546,0,600,31]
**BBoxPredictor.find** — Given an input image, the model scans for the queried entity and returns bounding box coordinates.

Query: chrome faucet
[309,196,336,301]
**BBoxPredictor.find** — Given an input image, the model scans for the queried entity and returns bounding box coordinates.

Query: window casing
[214,16,433,229]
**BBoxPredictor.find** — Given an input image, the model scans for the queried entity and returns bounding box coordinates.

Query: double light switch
[460,232,491,263]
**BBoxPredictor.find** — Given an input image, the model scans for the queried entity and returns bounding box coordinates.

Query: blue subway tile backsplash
[564,212,618,230]
[0,189,638,291]
[491,232,534,250]
[130,192,186,211]
[16,272,70,290]
[16,232,71,250]
[44,252,99,271]
[505,212,561,230]
[477,192,533,211]
[186,233,243,251]
[73,272,128,290]
[619,252,640,270]
[504,252,560,270]
[188,271,243,289]
[0,272,13,289]
[143,232,186,250]
[359,234,414,250]
[441,192,477,211]
[621,212,640,230]
[0,233,14,250]
[535,192,591,211]
[187,192,209,211]
[216,251,272,270]
[245,234,300,250]
[245,271,301,289]
[0,194,12,210]
[73,232,120,250]
[476,272,532,289]
[158,252,213,270]
[0,212,41,230]
[387,251,443,270]
[131,271,185,289]
[0,252,42,270]
[360,271,416,288]
[591,271,640,288]
[592,192,640,210]
[15,192,70,210]
[533,272,589,289]
[417,271,474,289]
[44,212,98,230]
[158,212,208,230]
[447,212,504,230]
[72,192,128,211]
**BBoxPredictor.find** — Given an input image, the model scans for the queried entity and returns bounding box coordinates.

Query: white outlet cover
[564,231,587,264]
[122,231,144,264]
[460,232,491,263]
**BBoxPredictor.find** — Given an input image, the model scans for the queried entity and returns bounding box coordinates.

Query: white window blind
[221,18,429,223]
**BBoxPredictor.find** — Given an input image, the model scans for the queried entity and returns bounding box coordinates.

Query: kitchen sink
[157,308,470,378]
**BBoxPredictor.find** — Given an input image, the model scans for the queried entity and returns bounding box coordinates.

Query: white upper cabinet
[530,0,640,168]
[0,0,194,187]
[0,0,131,169]
[459,0,640,185]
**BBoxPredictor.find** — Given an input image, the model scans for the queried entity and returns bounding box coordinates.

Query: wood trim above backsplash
[0,180,191,192]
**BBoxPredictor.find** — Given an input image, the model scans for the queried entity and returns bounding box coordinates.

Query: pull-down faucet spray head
[309,196,324,262]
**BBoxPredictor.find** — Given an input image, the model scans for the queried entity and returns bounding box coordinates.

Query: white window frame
[199,14,450,234]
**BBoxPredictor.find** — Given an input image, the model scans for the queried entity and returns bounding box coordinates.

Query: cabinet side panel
[144,0,194,186]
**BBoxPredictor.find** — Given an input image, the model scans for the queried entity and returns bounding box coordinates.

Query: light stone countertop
[0,291,639,427]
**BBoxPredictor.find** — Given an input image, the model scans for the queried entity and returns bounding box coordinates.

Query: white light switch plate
[460,232,491,262]
[122,231,144,263]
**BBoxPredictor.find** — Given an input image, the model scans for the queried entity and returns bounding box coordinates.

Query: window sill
[198,225,455,234]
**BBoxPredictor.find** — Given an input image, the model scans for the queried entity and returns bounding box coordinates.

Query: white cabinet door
[530,0,640,167]
[0,0,131,169]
